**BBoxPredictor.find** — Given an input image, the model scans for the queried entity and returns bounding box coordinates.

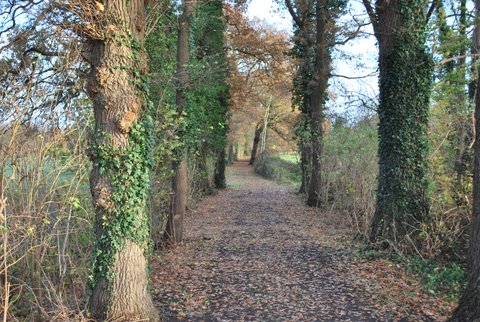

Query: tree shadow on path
[151,161,435,322]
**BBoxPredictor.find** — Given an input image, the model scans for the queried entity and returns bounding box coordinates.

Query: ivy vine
[89,114,154,286]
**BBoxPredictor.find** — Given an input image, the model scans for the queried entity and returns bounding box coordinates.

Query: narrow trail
[150,162,435,321]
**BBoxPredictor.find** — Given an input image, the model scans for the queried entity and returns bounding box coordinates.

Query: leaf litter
[150,161,455,321]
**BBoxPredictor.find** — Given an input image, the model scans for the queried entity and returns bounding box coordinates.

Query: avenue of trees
[0,0,480,320]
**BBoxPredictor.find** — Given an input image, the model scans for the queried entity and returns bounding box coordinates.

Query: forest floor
[151,161,455,322]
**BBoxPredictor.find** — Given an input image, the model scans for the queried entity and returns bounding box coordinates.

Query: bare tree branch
[362,0,378,34]
[331,71,377,80]
[284,0,303,29]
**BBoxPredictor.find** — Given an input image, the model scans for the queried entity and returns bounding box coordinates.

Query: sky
[245,0,379,119]
[246,0,293,34]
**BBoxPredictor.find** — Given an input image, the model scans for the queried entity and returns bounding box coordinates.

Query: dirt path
[150,162,442,321]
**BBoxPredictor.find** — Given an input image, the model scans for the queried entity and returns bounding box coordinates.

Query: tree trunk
[249,125,263,165]
[299,134,312,194]
[234,143,240,160]
[227,143,235,163]
[164,0,193,245]
[194,146,212,194]
[366,0,432,249]
[164,158,187,243]
[85,1,159,320]
[214,148,227,189]
[306,0,330,207]
[450,1,480,320]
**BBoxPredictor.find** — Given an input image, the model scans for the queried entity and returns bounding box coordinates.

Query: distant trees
[146,0,230,244]
[450,2,480,320]
[363,0,433,250]
[225,5,294,163]
[426,0,474,257]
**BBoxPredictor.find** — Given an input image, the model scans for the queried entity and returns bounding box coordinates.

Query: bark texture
[165,159,188,243]
[298,136,312,194]
[365,0,432,248]
[306,0,330,207]
[90,241,159,321]
[214,148,227,189]
[249,124,263,165]
[85,1,159,320]
[164,0,193,244]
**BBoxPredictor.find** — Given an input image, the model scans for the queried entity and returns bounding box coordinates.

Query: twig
[1,164,8,322]
[330,71,377,80]
[437,53,480,67]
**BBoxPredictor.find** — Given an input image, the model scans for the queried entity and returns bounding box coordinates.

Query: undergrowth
[361,249,465,301]
[406,257,464,301]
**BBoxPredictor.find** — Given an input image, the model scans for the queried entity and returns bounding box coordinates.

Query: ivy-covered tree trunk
[298,135,312,194]
[214,148,227,189]
[213,2,229,190]
[364,0,432,249]
[196,146,213,194]
[286,0,341,201]
[306,0,330,207]
[249,124,263,165]
[85,0,159,320]
[164,0,194,244]
[194,0,229,190]
[450,1,480,320]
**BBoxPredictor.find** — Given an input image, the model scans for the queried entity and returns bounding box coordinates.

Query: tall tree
[83,0,159,320]
[285,0,345,206]
[164,0,194,244]
[193,0,230,189]
[363,0,433,249]
[249,123,263,164]
[305,0,332,207]
[450,2,480,320]
[286,0,315,195]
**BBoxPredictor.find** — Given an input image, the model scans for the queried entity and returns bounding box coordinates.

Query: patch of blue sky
[246,0,379,120]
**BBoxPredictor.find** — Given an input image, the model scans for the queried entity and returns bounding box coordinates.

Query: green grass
[254,153,301,187]
[278,152,300,164]
[406,257,465,301]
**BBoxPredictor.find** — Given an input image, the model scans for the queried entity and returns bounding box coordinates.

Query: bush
[407,257,465,301]
[321,116,378,239]
[360,249,465,301]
